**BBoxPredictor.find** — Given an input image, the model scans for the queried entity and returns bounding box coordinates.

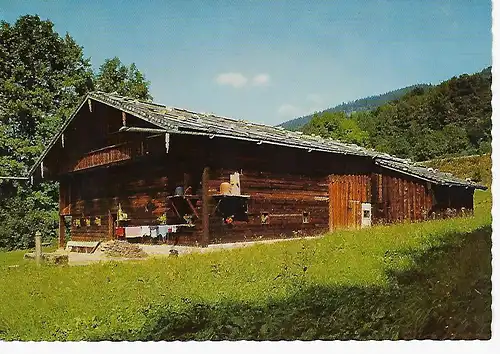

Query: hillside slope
[278,84,431,130]
[422,154,491,186]
[357,67,492,161]
[300,67,492,161]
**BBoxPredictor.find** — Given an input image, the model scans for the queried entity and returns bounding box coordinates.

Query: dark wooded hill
[354,67,492,161]
[300,67,492,162]
[278,84,431,131]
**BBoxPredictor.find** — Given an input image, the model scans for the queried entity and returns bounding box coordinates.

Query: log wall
[206,168,330,243]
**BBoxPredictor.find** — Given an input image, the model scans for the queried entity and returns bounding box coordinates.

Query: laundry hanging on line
[125,226,142,238]
[157,225,178,237]
[115,227,125,237]
[150,225,159,238]
[140,226,150,237]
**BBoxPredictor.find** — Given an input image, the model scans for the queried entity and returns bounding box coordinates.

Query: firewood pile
[99,241,148,258]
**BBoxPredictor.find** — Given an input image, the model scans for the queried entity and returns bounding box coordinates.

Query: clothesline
[118,224,194,238]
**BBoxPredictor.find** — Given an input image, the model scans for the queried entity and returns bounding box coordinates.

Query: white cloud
[215,72,248,88]
[252,74,270,86]
[277,104,303,117]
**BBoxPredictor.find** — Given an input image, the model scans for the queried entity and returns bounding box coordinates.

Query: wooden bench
[65,241,100,253]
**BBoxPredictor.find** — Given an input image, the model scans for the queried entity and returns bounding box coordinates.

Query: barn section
[327,156,481,230]
[371,158,477,222]
[27,92,486,248]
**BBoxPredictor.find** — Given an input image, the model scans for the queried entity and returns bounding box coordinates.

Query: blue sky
[0,0,492,125]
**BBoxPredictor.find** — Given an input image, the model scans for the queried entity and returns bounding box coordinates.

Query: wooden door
[329,174,370,231]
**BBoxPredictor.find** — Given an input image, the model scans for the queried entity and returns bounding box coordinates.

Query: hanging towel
[166,225,178,233]
[158,225,169,238]
[125,226,142,238]
[150,226,159,238]
[140,226,151,237]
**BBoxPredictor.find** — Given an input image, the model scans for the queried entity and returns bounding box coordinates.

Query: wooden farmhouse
[27,92,486,248]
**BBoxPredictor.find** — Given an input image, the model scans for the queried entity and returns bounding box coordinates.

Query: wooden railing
[61,141,146,174]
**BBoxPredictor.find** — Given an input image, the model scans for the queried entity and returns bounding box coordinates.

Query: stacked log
[99,241,148,258]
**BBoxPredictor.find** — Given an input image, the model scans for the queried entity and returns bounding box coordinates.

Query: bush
[0,182,58,250]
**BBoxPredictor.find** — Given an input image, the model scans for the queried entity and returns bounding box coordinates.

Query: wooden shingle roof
[89,92,371,157]
[27,91,487,190]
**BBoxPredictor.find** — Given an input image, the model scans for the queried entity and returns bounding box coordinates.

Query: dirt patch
[99,241,148,258]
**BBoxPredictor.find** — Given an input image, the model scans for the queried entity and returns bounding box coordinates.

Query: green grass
[0,190,492,340]
[423,154,491,186]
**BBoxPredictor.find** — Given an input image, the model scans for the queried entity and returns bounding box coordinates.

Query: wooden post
[328,176,334,232]
[59,215,66,249]
[201,166,210,247]
[108,210,114,240]
[58,181,66,248]
[35,231,42,266]
[165,133,170,153]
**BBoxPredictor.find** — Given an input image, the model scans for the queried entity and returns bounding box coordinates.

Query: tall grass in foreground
[0,191,492,340]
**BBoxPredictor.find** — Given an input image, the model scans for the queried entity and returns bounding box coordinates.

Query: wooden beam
[61,133,65,148]
[108,210,114,240]
[40,161,44,179]
[185,198,199,219]
[59,215,66,249]
[58,182,66,248]
[328,176,333,232]
[0,176,29,180]
[122,111,127,127]
[201,166,210,247]
[119,126,167,133]
[170,200,181,218]
[165,133,170,153]
[35,232,42,266]
[87,98,92,112]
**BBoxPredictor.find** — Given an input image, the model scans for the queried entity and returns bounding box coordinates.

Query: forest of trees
[302,67,492,162]
[0,15,152,249]
[278,84,431,131]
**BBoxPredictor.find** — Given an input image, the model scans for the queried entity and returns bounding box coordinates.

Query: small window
[261,212,270,224]
[302,211,310,224]
[363,210,370,218]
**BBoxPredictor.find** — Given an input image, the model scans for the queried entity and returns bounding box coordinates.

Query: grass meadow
[0,190,492,340]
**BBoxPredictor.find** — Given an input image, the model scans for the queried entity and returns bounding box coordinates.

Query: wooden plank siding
[328,174,371,230]
[369,168,474,224]
[370,172,431,224]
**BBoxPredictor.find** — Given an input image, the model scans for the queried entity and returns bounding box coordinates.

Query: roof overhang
[374,159,488,190]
